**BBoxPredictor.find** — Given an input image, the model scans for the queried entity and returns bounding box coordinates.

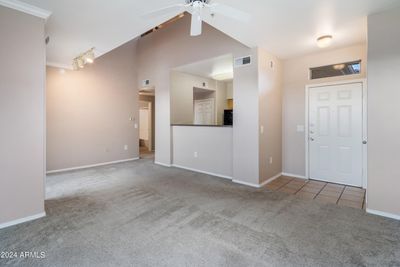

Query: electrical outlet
[260,125,264,134]
[124,145,128,151]
[269,157,273,164]
[134,123,138,129]
[194,152,198,158]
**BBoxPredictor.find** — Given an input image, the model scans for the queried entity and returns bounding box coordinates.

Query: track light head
[72,47,95,70]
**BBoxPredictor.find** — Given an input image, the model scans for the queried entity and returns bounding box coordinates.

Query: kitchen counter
[171,124,232,127]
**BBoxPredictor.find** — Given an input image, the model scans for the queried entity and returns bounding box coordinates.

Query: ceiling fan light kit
[143,0,250,37]
[70,1,250,68]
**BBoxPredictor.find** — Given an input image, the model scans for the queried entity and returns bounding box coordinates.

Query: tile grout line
[361,190,366,210]
[336,186,347,205]
[294,180,310,195]
[275,177,295,191]
[271,178,365,210]
[313,183,328,200]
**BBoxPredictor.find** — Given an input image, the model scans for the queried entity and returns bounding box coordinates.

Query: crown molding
[0,0,52,20]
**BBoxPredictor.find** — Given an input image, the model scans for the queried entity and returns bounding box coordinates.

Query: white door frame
[305,79,367,189]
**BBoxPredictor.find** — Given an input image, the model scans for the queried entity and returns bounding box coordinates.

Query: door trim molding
[305,79,367,189]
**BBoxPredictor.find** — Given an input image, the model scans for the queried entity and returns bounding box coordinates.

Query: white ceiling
[174,54,233,80]
[16,0,400,67]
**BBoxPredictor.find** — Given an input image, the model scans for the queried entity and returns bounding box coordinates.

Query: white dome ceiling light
[317,35,333,48]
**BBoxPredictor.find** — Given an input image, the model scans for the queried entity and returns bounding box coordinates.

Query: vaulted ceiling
[17,0,400,67]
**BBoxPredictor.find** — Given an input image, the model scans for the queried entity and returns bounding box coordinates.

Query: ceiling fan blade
[208,3,251,22]
[190,12,202,36]
[142,4,186,19]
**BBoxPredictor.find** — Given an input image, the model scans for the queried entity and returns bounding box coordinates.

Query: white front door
[309,82,363,186]
[194,99,215,125]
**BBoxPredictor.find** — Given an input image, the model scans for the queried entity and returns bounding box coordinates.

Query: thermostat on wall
[142,79,150,87]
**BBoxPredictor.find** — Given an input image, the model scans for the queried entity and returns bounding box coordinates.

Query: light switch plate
[296,125,305,132]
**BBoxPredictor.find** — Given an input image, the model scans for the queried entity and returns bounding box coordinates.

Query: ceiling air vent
[234,56,251,68]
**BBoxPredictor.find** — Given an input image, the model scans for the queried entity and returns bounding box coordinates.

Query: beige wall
[282,44,367,176]
[171,71,227,125]
[232,47,260,185]
[170,71,217,124]
[226,81,233,100]
[367,8,400,217]
[0,7,46,225]
[258,48,283,183]
[46,39,139,171]
[215,81,227,125]
[172,126,233,177]
[137,15,261,185]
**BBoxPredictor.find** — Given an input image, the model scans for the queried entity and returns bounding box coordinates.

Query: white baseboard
[366,209,400,221]
[46,158,140,174]
[0,212,46,230]
[281,172,307,179]
[233,172,283,189]
[232,180,261,188]
[172,164,232,180]
[260,172,283,187]
[154,161,172,167]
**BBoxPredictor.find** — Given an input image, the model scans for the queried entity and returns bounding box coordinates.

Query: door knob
[310,137,315,141]
[363,140,367,144]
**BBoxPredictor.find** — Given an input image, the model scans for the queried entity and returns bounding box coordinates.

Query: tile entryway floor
[266,176,366,209]
[140,146,155,159]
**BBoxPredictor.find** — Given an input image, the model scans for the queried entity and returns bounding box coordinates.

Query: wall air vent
[234,56,251,68]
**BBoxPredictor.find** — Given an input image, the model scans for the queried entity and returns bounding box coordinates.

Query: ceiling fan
[143,0,250,36]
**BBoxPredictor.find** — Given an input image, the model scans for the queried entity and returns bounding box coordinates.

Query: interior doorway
[139,88,155,159]
[194,98,215,125]
[306,80,367,187]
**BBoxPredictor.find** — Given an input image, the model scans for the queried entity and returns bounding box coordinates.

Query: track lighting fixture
[72,47,95,70]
